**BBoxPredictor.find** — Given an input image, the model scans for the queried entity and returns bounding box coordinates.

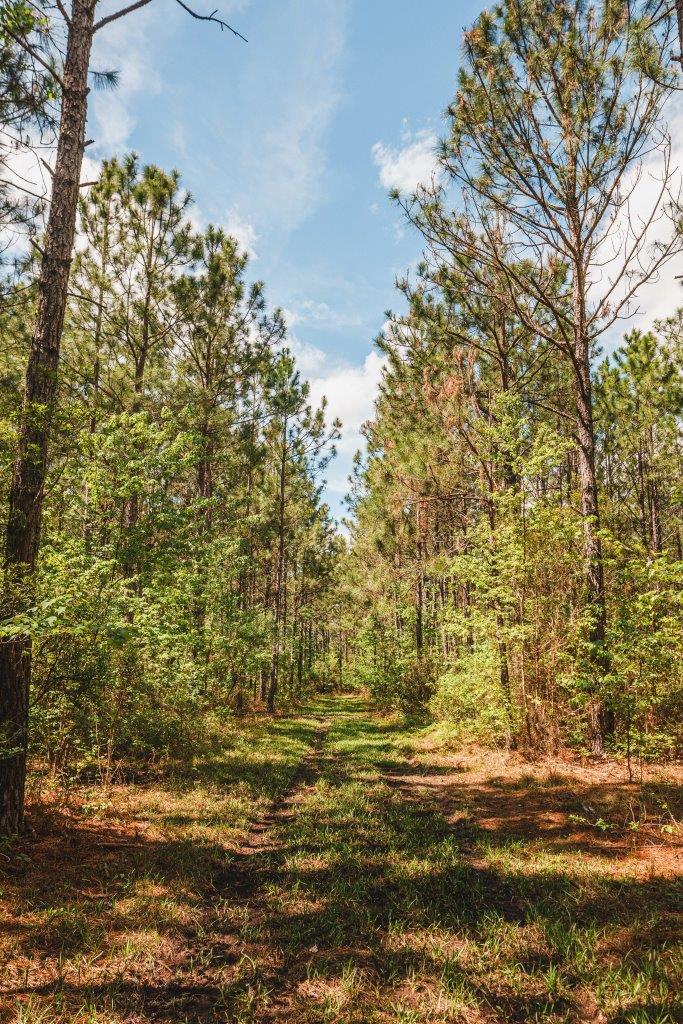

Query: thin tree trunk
[573,310,610,755]
[0,0,95,834]
[647,427,662,555]
[415,518,424,655]
[267,424,287,713]
[637,443,648,547]
[121,352,147,573]
[83,274,105,555]
[192,419,214,663]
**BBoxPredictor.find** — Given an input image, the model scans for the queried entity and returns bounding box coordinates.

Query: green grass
[2,695,681,1023]
[214,696,682,1022]
[1,706,325,1023]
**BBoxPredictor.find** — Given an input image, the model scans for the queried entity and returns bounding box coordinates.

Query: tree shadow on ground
[2,703,681,1023]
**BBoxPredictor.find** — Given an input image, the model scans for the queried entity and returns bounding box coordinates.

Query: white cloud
[287,334,328,376]
[283,319,387,505]
[309,350,386,494]
[1,137,100,259]
[372,126,440,194]
[283,321,386,506]
[89,4,162,154]
[3,137,100,200]
[224,206,259,258]
[593,94,683,351]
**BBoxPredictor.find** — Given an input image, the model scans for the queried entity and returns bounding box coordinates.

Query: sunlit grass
[227,697,682,1022]
[2,708,324,1022]
[3,695,681,1023]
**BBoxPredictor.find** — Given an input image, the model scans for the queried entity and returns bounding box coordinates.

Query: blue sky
[87,0,485,518]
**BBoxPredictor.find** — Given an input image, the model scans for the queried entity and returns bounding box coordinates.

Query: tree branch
[0,22,64,88]
[174,0,247,41]
[93,0,155,33]
[54,0,71,26]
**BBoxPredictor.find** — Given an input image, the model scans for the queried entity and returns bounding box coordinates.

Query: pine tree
[410,0,682,752]
[0,0,246,836]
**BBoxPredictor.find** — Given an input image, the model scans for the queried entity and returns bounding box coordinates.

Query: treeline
[342,0,683,760]
[0,1,345,837]
[0,153,340,777]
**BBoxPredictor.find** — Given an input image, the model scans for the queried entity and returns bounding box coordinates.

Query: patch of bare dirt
[385,746,683,877]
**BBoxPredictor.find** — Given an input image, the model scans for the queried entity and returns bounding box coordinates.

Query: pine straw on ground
[1,697,681,1024]
[398,741,683,879]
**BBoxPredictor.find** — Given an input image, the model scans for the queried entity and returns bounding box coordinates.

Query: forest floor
[1,695,682,1024]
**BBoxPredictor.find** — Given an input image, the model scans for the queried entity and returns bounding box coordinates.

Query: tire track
[224,715,331,894]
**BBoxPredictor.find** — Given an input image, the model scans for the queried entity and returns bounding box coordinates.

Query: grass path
[214,696,681,1024]
[2,695,682,1023]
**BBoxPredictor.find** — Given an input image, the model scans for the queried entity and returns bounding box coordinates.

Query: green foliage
[0,155,340,777]
[345,293,683,753]
[0,1,57,247]
[338,0,683,759]
[2,0,682,782]
[430,637,510,743]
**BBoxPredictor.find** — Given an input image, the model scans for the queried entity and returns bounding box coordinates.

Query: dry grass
[1,696,681,1023]
[0,710,321,1023]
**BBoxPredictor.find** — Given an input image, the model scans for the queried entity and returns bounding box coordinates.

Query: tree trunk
[267,425,287,713]
[121,353,147,574]
[297,624,304,690]
[415,526,424,655]
[192,420,214,663]
[647,427,662,555]
[573,317,611,755]
[0,0,94,834]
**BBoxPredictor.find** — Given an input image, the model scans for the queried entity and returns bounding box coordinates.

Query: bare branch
[93,0,154,33]
[29,237,45,258]
[54,0,71,26]
[174,0,247,41]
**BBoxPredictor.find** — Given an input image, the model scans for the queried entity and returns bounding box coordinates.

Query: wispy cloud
[284,298,362,331]
[89,4,162,154]
[231,0,349,236]
[372,124,440,194]
[170,123,187,157]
